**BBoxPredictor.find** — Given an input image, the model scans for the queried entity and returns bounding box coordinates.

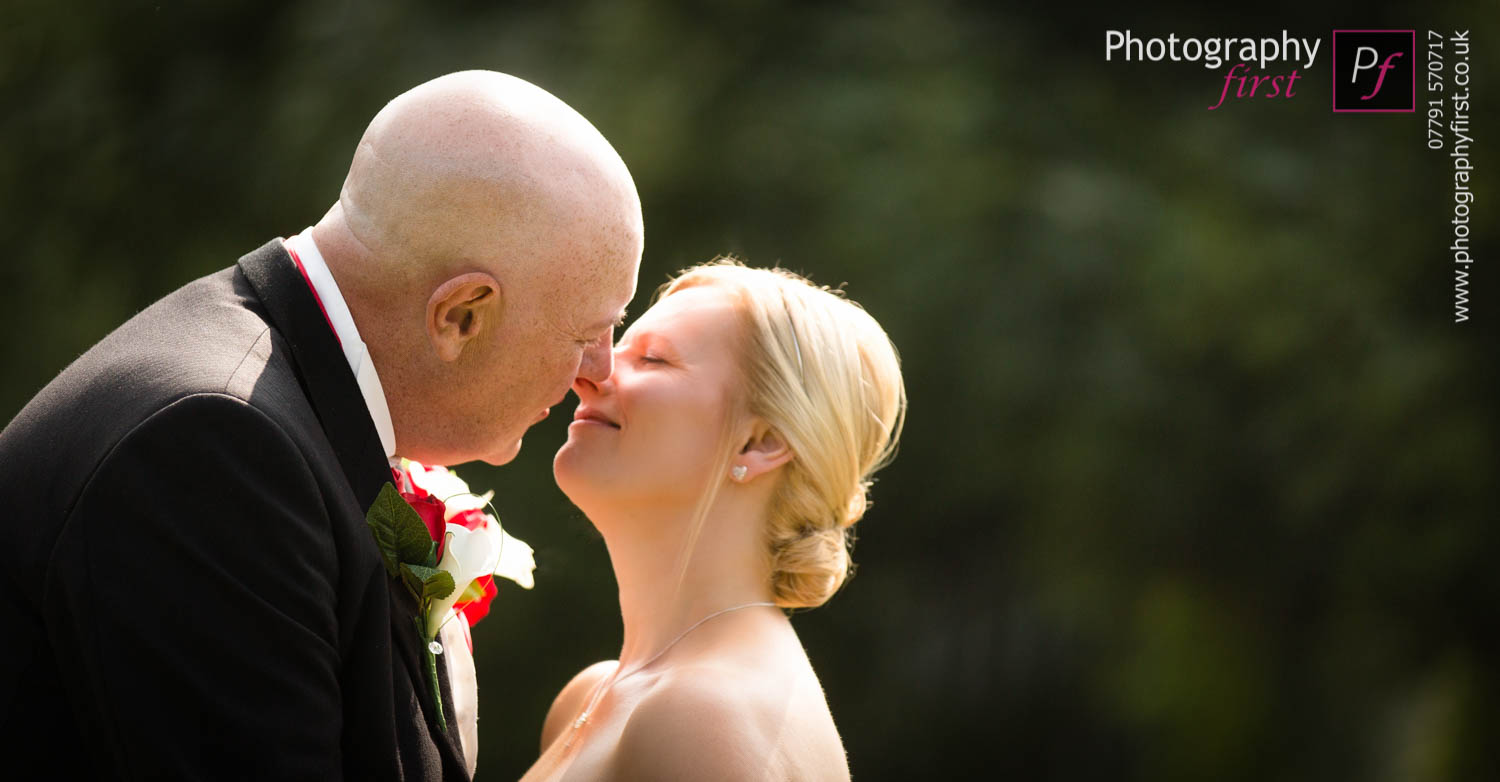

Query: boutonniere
[365,459,536,732]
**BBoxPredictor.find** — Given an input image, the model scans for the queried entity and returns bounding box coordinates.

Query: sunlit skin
[528,286,850,781]
[308,71,643,466]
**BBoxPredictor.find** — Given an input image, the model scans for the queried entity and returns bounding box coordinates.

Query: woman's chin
[553,438,599,498]
[553,431,584,470]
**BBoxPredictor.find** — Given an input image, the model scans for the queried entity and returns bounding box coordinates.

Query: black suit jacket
[0,240,470,780]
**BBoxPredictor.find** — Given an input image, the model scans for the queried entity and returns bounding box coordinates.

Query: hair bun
[769,524,850,609]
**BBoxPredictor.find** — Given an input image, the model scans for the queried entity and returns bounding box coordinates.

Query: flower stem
[427,647,448,734]
[416,617,449,734]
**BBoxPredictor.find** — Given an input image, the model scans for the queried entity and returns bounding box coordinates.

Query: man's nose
[577,330,614,384]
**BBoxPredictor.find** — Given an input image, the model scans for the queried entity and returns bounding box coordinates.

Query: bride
[522,259,906,781]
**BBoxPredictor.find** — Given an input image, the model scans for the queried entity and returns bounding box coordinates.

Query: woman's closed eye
[615,331,676,366]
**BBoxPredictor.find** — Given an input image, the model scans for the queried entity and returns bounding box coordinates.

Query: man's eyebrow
[584,308,628,333]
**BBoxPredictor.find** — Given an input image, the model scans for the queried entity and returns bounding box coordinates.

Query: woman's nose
[572,373,602,398]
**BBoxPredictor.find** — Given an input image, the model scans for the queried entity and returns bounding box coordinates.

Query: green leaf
[400,563,456,602]
[423,570,456,602]
[395,516,436,570]
[402,562,440,582]
[364,483,405,577]
[368,481,437,567]
[398,562,429,600]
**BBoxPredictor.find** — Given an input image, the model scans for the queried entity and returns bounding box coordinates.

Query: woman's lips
[571,407,620,428]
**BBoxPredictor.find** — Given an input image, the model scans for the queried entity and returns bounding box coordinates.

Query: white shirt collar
[283,229,398,459]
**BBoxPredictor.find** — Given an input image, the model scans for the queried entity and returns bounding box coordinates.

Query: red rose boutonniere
[366,459,536,731]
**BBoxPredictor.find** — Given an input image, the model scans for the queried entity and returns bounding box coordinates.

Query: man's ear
[733,420,794,483]
[427,273,501,362]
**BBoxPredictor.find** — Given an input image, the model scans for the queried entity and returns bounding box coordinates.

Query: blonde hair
[658,259,907,608]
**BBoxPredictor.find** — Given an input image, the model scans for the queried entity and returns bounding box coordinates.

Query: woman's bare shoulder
[539,660,620,752]
[609,661,850,781]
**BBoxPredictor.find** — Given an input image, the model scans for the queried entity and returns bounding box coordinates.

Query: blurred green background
[2,1,1495,779]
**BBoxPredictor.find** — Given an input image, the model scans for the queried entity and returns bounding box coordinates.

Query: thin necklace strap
[567,601,778,741]
[631,601,777,674]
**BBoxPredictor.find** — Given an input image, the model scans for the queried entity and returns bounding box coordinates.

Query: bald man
[0,71,642,781]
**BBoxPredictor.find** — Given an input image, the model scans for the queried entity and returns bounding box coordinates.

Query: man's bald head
[313,71,644,466]
[335,70,640,284]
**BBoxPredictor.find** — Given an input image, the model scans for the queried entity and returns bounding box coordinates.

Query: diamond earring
[731,465,748,481]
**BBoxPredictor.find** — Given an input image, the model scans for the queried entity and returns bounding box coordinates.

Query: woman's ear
[732,421,794,483]
[428,273,502,362]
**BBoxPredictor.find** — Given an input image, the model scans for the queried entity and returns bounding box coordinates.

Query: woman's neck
[595,489,777,670]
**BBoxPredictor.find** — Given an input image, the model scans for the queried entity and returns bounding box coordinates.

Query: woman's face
[554,285,744,514]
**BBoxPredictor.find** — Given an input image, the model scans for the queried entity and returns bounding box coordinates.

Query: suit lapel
[236,240,389,508]
[237,240,469,777]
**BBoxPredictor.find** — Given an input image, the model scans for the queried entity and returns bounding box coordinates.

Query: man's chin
[477,437,523,467]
